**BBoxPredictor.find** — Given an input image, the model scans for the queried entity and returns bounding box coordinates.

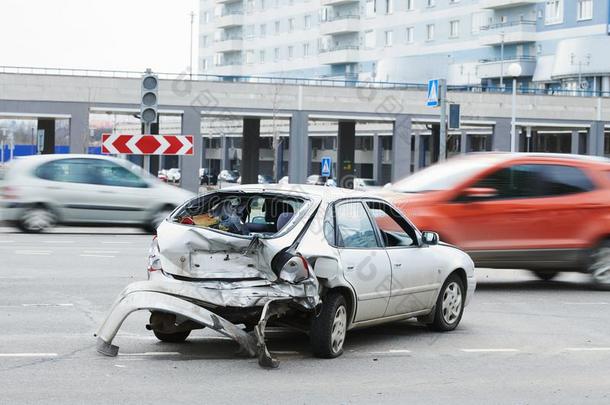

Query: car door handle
[393,263,402,268]
[346,265,355,270]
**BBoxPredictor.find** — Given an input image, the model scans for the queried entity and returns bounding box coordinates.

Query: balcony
[216,11,243,28]
[321,0,360,5]
[212,62,243,76]
[318,45,360,65]
[319,15,360,36]
[477,56,537,79]
[479,20,537,46]
[480,0,538,9]
[215,37,243,52]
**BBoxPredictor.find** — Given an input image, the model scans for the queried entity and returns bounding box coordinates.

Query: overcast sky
[0,0,198,73]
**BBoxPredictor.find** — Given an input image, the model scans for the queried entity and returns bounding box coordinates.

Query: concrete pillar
[430,124,440,163]
[391,114,412,182]
[180,108,202,193]
[372,134,383,185]
[337,121,356,188]
[37,119,55,154]
[588,121,605,156]
[460,131,467,154]
[241,118,260,185]
[492,118,512,151]
[288,111,309,184]
[571,130,579,155]
[413,133,421,172]
[69,104,89,154]
[220,135,230,170]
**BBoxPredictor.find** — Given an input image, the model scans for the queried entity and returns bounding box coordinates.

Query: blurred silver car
[0,154,194,233]
[95,184,475,368]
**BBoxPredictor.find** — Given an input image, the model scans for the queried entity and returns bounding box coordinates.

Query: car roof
[5,154,126,171]
[463,152,610,165]
[218,183,374,203]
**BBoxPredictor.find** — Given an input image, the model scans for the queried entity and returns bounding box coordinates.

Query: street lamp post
[570,53,591,96]
[189,11,196,80]
[508,63,522,153]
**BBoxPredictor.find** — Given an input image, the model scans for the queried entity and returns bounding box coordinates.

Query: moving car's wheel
[153,330,191,343]
[18,207,56,233]
[427,274,465,332]
[310,292,347,358]
[144,207,173,234]
[588,240,610,290]
[532,271,559,281]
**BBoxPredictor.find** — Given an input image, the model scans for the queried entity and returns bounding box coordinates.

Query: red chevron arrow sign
[101,134,194,155]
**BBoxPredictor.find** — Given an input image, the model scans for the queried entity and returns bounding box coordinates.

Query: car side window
[535,165,594,196]
[89,160,148,188]
[35,159,94,184]
[366,201,418,247]
[472,164,541,199]
[334,202,379,249]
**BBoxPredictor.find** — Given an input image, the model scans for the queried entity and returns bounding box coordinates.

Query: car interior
[173,192,306,237]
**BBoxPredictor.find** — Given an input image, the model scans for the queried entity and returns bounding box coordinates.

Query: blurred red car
[387,153,610,287]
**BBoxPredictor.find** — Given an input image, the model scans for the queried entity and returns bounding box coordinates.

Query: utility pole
[189,11,195,80]
[439,79,447,161]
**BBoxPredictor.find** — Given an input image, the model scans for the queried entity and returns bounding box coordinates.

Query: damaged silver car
[95,184,476,368]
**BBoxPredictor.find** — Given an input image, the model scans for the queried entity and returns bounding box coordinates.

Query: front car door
[365,200,440,316]
[330,200,392,322]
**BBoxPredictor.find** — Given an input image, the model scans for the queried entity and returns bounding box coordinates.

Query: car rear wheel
[427,274,465,332]
[18,207,56,233]
[532,271,559,281]
[144,207,173,234]
[588,241,610,290]
[153,330,191,343]
[310,292,347,358]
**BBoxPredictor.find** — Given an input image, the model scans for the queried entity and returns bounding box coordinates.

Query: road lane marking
[80,254,116,258]
[562,302,610,305]
[82,250,120,254]
[21,303,74,307]
[15,250,52,255]
[460,349,519,353]
[564,347,610,352]
[43,240,74,244]
[369,349,412,355]
[119,352,181,357]
[0,353,58,357]
[102,241,132,244]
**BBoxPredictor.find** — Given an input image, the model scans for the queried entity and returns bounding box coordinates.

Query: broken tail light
[147,236,162,273]
[278,255,310,284]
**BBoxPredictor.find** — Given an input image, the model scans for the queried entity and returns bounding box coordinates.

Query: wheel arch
[321,284,357,328]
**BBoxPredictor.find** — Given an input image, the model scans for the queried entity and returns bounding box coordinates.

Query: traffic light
[140,69,158,126]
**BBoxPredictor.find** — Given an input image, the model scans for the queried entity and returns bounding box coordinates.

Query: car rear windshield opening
[171,192,307,238]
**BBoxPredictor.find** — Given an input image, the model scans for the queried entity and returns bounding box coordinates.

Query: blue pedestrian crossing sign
[321,156,332,177]
[427,79,440,107]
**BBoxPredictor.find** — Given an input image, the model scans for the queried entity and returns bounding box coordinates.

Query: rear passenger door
[330,200,392,322]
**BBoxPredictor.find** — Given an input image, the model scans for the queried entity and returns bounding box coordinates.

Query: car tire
[532,271,559,281]
[18,206,56,233]
[310,292,347,359]
[588,240,610,290]
[427,274,465,332]
[153,330,191,343]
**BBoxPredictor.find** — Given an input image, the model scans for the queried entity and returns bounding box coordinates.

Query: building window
[386,0,394,14]
[202,35,209,47]
[366,0,376,17]
[545,0,564,25]
[260,24,266,37]
[259,50,265,63]
[406,26,414,43]
[203,11,210,23]
[449,20,460,38]
[384,30,393,46]
[407,0,414,10]
[364,30,376,49]
[288,46,293,59]
[303,43,310,56]
[304,15,312,29]
[202,59,208,71]
[426,24,435,41]
[577,0,593,20]
[427,0,436,7]
[246,50,254,64]
[260,0,266,9]
[288,18,295,32]
[274,47,280,61]
[274,20,280,34]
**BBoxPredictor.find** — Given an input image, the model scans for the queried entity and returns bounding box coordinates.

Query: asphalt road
[1,226,609,404]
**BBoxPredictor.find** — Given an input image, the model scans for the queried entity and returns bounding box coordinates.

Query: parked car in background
[217,169,239,184]
[0,155,194,233]
[306,174,336,187]
[157,170,168,182]
[354,178,381,191]
[199,168,217,186]
[95,184,475,368]
[165,168,181,183]
[236,174,274,185]
[387,153,610,288]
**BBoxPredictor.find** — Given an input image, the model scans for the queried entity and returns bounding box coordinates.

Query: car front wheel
[310,292,347,358]
[589,241,610,290]
[153,330,191,343]
[427,274,465,332]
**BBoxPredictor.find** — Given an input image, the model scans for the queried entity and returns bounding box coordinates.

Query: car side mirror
[463,187,498,199]
[421,231,439,246]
